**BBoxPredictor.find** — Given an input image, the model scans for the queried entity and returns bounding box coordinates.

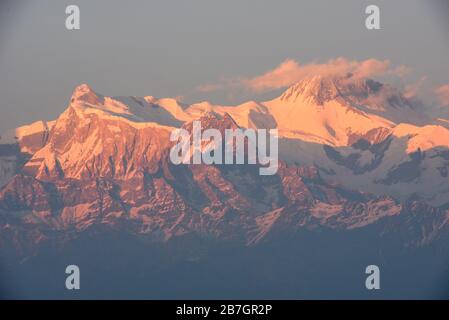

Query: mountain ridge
[1,76,449,254]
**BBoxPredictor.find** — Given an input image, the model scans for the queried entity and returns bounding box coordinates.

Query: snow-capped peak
[277,74,407,107]
[70,83,103,106]
[272,74,429,126]
[279,75,339,105]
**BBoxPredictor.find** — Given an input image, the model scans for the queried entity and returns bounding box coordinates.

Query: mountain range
[1,74,449,298]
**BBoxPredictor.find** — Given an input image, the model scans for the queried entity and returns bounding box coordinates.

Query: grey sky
[1,0,448,131]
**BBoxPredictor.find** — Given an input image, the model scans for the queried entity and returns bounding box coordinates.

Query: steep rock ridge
[0,120,55,187]
[23,86,174,181]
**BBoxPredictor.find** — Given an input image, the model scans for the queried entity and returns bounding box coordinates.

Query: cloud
[198,58,410,93]
[434,83,449,106]
[404,76,427,99]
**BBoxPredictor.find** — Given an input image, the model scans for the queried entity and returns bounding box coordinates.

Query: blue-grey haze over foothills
[1,0,449,131]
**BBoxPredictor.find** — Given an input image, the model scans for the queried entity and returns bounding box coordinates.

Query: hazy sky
[1,0,449,131]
